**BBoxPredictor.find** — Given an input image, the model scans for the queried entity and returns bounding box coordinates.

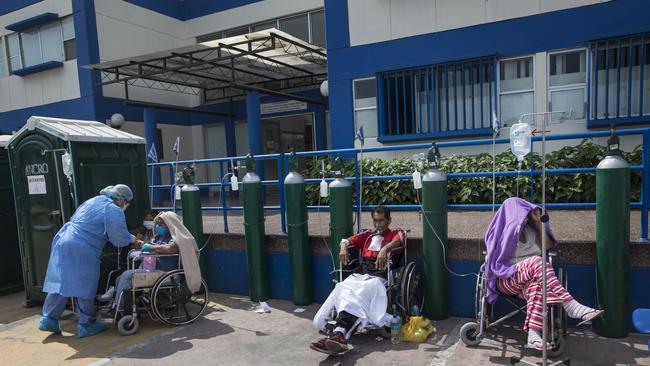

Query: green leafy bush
[301,139,641,205]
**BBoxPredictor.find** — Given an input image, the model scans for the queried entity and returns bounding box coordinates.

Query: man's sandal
[576,309,604,327]
[309,342,347,356]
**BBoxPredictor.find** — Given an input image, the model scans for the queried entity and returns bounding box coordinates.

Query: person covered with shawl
[484,197,603,350]
[104,211,202,310]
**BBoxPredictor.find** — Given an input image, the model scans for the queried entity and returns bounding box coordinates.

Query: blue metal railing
[148,127,650,241]
[149,152,286,233]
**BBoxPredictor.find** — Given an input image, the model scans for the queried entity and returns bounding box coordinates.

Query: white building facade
[1,0,649,164]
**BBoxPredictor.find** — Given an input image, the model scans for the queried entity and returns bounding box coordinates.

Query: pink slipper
[577,309,604,326]
[526,340,552,351]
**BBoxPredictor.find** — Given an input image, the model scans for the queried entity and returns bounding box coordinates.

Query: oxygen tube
[202,159,241,252]
[413,145,477,279]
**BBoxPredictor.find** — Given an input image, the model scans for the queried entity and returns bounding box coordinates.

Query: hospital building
[0,0,648,171]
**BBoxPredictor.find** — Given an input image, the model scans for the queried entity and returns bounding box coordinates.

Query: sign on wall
[261,100,307,115]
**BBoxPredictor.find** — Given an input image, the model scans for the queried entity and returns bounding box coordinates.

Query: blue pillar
[328,79,355,149]
[225,118,237,157]
[246,91,265,178]
[144,108,162,205]
[314,104,327,151]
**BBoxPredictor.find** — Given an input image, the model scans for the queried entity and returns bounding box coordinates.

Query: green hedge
[302,139,642,206]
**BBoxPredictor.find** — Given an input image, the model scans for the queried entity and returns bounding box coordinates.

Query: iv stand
[511,111,568,366]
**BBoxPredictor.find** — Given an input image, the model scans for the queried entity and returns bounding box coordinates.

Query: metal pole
[278,154,287,234]
[45,149,68,223]
[641,130,650,241]
[541,113,548,366]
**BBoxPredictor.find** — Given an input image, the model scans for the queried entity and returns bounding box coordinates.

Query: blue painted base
[205,250,650,330]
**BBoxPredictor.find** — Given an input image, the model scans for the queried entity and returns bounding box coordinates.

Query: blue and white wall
[325,0,650,158]
[0,0,80,121]
[0,0,325,180]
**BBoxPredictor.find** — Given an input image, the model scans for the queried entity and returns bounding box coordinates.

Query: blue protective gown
[43,195,135,299]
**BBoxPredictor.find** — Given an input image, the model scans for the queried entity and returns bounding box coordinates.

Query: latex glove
[141,243,153,253]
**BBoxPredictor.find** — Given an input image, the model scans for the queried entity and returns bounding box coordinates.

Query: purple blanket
[482,197,556,304]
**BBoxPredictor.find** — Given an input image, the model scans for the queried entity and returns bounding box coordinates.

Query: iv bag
[61,152,73,179]
[510,122,532,161]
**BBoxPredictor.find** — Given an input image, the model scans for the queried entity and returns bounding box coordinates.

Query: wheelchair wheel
[399,262,424,317]
[117,314,140,336]
[151,269,209,326]
[460,322,482,346]
[547,330,565,358]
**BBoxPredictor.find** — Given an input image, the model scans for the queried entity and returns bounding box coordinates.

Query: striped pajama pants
[496,255,573,331]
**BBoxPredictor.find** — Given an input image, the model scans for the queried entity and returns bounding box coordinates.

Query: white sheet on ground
[313,274,392,331]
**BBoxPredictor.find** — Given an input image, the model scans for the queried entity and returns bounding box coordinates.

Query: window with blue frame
[3,16,76,75]
[377,57,496,141]
[590,34,650,124]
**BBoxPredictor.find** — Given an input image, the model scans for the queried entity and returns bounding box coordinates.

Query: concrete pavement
[1,292,649,365]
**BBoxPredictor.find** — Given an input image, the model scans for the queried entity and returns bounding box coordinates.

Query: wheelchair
[99,249,209,336]
[459,251,568,357]
[323,230,424,337]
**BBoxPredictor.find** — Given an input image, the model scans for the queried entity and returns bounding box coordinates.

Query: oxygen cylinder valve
[245,153,255,172]
[332,154,343,177]
[607,126,621,156]
[427,143,441,170]
[181,164,196,185]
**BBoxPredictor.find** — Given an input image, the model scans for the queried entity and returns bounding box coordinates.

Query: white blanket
[313,274,393,331]
[158,212,202,293]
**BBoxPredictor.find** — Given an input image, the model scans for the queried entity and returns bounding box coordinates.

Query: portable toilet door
[0,135,23,295]
[7,131,70,305]
[7,116,148,305]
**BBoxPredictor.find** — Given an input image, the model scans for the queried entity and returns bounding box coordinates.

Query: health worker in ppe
[38,184,143,338]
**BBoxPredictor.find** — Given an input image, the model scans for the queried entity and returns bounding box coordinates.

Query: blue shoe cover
[76,321,108,338]
[38,316,61,334]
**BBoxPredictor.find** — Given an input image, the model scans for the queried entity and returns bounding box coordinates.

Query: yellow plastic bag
[401,316,435,343]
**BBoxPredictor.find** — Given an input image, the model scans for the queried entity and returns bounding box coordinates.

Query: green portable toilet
[7,116,150,305]
[0,135,23,295]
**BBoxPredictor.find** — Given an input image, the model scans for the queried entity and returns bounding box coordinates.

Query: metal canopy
[90,29,327,104]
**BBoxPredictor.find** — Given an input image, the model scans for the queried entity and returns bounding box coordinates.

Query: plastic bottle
[509,122,532,163]
[230,174,239,191]
[411,302,420,317]
[319,179,328,197]
[412,170,422,190]
[391,308,402,344]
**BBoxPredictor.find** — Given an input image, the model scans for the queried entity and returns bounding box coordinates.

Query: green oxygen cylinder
[179,165,207,280]
[328,155,353,281]
[595,129,630,338]
[242,154,269,302]
[421,143,448,320]
[284,152,312,305]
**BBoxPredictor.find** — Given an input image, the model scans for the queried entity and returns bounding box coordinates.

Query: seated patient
[103,213,179,308]
[129,210,159,242]
[310,206,404,355]
[485,197,603,351]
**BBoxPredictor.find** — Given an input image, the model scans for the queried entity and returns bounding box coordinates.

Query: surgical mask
[143,220,154,230]
[122,203,130,211]
[155,225,168,235]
